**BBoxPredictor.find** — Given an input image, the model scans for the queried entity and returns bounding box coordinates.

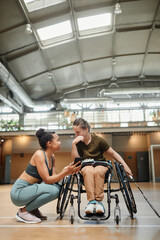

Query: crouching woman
[10,128,81,224]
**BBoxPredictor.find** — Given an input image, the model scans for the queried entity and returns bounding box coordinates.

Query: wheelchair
[56,159,137,225]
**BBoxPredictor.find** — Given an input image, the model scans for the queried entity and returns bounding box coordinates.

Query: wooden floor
[0,182,160,240]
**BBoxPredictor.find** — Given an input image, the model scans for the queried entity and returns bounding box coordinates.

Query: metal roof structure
[0,0,160,114]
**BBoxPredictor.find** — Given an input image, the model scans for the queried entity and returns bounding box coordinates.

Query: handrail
[0,120,160,132]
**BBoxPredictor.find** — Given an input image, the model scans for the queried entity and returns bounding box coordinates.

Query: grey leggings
[10,179,61,212]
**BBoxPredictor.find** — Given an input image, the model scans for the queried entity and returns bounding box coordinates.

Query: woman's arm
[71,136,84,161]
[34,151,81,184]
[71,143,80,162]
[106,147,133,176]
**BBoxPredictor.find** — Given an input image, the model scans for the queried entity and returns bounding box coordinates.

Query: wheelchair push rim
[115,162,137,218]
[117,163,137,213]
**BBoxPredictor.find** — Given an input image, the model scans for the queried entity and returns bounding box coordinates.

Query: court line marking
[0,216,159,219]
[0,225,160,228]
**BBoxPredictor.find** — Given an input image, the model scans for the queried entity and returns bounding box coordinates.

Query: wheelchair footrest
[83,214,106,220]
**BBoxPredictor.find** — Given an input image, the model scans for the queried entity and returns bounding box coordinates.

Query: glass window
[77,13,112,36]
[82,112,94,122]
[37,21,72,41]
[119,110,131,122]
[130,110,144,121]
[0,107,12,113]
[107,111,120,122]
[0,114,19,131]
[145,109,157,121]
[36,20,73,45]
[24,0,66,12]
[120,122,128,127]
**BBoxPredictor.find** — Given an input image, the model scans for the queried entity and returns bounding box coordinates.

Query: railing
[0,120,160,133]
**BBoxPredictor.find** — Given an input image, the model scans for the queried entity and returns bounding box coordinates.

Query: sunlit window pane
[120,123,128,127]
[77,13,112,35]
[0,107,12,113]
[119,110,130,122]
[83,112,94,122]
[24,0,35,3]
[24,0,66,12]
[78,13,111,31]
[131,110,144,121]
[108,111,120,122]
[37,20,72,41]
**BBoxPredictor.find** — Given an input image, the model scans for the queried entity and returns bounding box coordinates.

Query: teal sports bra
[25,151,53,180]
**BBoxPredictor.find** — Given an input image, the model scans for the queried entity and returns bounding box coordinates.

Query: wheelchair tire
[59,175,75,219]
[56,178,65,214]
[123,177,137,214]
[118,164,137,214]
[115,162,135,218]
[70,215,74,224]
[115,215,120,225]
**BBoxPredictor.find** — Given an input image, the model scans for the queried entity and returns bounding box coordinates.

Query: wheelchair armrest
[99,161,113,170]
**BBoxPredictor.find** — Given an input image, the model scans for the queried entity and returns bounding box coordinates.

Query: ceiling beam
[14,51,160,85]
[42,75,160,101]
[17,0,60,93]
[139,0,160,78]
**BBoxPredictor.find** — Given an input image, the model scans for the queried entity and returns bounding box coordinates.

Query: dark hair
[36,128,55,150]
[73,118,90,132]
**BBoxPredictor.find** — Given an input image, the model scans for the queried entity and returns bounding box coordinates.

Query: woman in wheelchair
[72,118,133,216]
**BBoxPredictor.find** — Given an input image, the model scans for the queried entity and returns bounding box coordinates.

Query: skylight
[24,0,35,3]
[24,0,66,12]
[37,20,73,44]
[77,13,112,36]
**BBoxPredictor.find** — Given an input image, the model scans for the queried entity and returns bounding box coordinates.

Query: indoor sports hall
[0,0,160,240]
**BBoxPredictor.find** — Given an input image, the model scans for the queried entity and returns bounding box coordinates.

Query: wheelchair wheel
[59,175,75,219]
[124,177,137,214]
[118,163,137,214]
[56,178,65,214]
[115,162,137,218]
[115,215,120,225]
[70,215,74,224]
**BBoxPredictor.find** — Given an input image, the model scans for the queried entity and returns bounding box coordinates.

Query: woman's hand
[72,136,84,145]
[62,161,82,176]
[123,164,133,177]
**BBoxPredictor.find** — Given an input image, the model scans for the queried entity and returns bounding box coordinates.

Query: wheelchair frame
[56,161,137,225]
